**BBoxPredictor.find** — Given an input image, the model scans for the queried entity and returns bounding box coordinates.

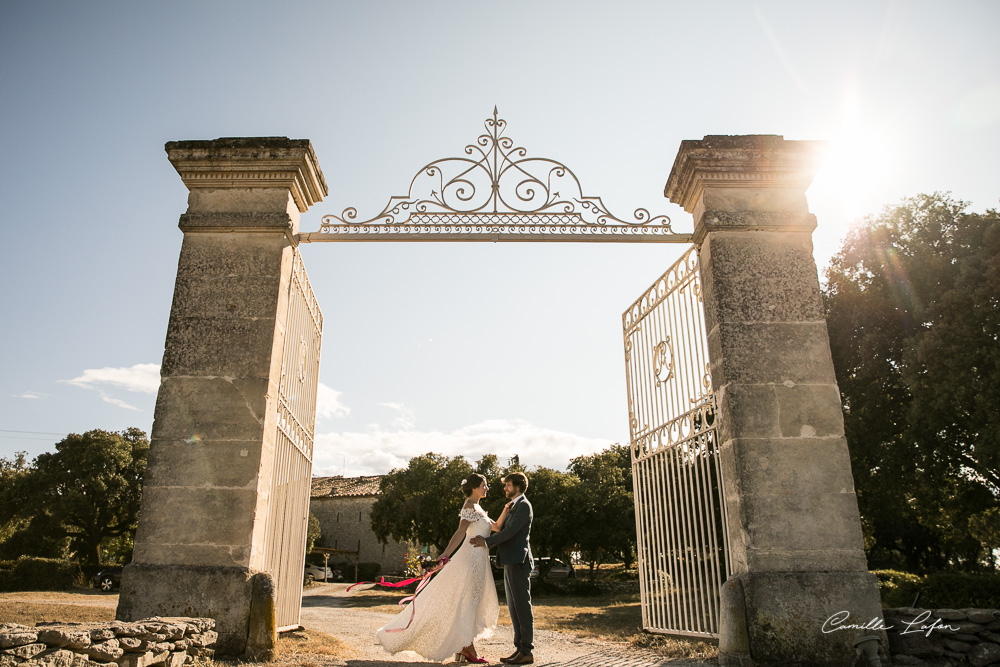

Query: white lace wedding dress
[376,504,499,662]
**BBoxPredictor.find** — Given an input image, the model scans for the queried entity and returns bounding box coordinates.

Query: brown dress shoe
[507,654,534,665]
[499,651,521,663]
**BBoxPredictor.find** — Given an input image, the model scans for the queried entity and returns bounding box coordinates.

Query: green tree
[824,193,1000,571]
[521,466,577,562]
[370,453,475,551]
[567,444,635,577]
[0,428,149,565]
[306,511,322,554]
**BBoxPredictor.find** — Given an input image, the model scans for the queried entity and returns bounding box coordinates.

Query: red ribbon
[348,558,449,633]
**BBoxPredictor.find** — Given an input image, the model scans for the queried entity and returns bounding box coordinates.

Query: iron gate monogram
[261,249,323,631]
[623,246,731,639]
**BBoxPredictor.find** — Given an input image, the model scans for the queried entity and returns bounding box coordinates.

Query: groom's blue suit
[485,495,534,656]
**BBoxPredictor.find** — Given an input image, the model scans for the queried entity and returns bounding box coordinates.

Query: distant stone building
[309,475,410,575]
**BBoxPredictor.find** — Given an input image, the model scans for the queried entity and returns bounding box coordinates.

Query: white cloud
[315,383,350,421]
[62,363,161,394]
[60,363,160,411]
[98,394,141,411]
[312,418,612,477]
[378,402,416,431]
[13,392,43,400]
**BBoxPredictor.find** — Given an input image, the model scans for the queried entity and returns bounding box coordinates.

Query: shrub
[356,562,381,583]
[874,569,924,607]
[875,569,1000,609]
[0,556,82,592]
[918,571,1000,609]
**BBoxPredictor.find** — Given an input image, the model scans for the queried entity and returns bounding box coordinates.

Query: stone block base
[720,571,887,666]
[117,564,256,656]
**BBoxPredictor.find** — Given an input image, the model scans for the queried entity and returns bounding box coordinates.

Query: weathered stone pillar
[117,138,326,655]
[664,136,885,666]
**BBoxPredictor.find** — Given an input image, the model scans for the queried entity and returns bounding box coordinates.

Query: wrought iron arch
[298,108,691,243]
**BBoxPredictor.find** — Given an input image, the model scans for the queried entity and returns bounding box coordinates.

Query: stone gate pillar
[664,136,885,666]
[117,138,327,655]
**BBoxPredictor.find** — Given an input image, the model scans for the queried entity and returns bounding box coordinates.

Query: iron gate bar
[298,110,691,244]
[623,245,731,639]
[261,248,323,632]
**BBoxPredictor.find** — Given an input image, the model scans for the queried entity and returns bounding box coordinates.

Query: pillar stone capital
[165,137,328,214]
[664,135,826,244]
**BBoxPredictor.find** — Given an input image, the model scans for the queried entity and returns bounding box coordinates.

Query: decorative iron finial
[306,110,690,242]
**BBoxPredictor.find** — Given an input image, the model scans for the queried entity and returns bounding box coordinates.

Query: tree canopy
[369,445,636,573]
[823,193,999,571]
[0,428,149,565]
[567,444,635,573]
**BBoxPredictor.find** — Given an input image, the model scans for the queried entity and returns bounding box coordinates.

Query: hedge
[874,569,1000,609]
[0,556,83,592]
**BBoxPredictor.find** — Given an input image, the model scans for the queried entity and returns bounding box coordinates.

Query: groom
[469,472,534,664]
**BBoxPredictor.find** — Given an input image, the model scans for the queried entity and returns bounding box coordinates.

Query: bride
[376,473,509,663]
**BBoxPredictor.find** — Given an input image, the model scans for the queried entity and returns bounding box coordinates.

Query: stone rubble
[884,607,1000,666]
[0,618,214,667]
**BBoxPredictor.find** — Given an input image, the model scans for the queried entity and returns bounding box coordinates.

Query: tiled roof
[311,475,383,498]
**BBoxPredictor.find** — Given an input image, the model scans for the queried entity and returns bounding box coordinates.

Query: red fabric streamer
[347,557,450,633]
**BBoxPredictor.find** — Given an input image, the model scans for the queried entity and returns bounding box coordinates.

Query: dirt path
[301,584,715,666]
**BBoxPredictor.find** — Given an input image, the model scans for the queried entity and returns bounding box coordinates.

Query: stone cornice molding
[165,137,328,213]
[664,135,826,215]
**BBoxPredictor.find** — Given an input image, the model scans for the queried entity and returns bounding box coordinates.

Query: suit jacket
[485,495,533,567]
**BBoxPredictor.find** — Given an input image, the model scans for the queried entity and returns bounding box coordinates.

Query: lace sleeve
[459,507,480,522]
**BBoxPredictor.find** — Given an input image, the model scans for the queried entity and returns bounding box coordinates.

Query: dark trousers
[503,562,533,654]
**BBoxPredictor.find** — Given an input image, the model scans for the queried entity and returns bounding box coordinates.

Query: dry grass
[529,594,716,660]
[0,591,116,626]
[213,629,351,667]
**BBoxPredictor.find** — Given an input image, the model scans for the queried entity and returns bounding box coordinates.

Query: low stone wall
[0,618,216,667]
[884,607,1000,666]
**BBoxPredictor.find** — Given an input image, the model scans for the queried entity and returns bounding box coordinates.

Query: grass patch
[529,593,716,660]
[0,599,115,625]
[212,629,351,667]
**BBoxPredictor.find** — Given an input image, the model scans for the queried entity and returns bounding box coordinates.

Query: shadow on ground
[302,591,400,610]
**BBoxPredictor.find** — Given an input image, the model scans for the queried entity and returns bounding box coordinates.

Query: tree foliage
[306,511,322,555]
[370,453,476,551]
[370,446,636,571]
[823,193,1000,571]
[567,444,635,576]
[0,428,149,565]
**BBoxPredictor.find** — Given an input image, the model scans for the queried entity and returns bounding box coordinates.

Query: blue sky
[1,1,997,475]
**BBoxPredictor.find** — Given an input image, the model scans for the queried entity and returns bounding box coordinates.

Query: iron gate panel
[622,246,730,639]
[261,249,323,631]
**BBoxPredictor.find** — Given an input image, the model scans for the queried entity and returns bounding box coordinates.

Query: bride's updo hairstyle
[461,473,486,497]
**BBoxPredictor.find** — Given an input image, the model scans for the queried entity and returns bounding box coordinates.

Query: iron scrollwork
[309,109,690,242]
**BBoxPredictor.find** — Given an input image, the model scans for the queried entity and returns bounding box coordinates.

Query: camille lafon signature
[822,610,960,637]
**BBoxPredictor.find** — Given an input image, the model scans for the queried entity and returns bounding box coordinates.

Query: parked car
[92,566,123,592]
[304,563,342,583]
[491,556,575,581]
[529,557,574,580]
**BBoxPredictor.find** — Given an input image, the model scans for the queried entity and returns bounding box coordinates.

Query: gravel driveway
[300,584,715,667]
